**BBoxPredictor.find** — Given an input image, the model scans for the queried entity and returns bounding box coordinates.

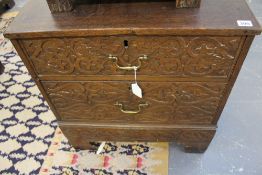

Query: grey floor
[169,0,262,174]
[9,0,262,174]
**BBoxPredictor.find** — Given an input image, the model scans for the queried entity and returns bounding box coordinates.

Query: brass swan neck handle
[114,101,149,114]
[108,55,148,71]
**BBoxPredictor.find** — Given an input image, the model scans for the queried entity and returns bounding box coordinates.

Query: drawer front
[42,81,226,125]
[23,36,241,78]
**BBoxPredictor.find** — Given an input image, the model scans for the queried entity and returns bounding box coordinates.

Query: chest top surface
[5,0,262,39]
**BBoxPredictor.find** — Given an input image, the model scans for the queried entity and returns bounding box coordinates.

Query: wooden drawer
[22,36,242,78]
[42,81,226,125]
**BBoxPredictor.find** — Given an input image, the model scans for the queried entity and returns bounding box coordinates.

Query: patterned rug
[0,11,58,174]
[40,128,168,175]
[0,12,169,175]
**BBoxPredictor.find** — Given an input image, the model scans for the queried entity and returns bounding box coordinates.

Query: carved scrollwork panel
[42,81,226,124]
[46,0,74,13]
[22,36,241,78]
[176,0,201,8]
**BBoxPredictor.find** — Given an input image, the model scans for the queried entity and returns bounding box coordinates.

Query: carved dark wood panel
[23,36,241,78]
[176,0,201,8]
[59,123,216,153]
[46,0,74,13]
[42,81,226,124]
[46,0,201,13]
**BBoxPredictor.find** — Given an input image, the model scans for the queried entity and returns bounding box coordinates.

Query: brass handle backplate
[108,55,148,71]
[114,102,149,114]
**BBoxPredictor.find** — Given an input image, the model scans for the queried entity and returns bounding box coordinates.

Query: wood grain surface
[4,0,261,38]
[21,36,242,79]
[42,81,226,125]
[59,121,216,153]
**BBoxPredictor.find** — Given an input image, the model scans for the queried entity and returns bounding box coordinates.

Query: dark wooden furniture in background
[5,0,261,153]
[0,0,15,13]
[46,0,201,13]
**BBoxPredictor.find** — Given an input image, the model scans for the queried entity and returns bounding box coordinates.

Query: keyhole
[124,40,129,48]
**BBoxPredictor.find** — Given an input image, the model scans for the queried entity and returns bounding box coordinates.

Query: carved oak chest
[5,0,261,153]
